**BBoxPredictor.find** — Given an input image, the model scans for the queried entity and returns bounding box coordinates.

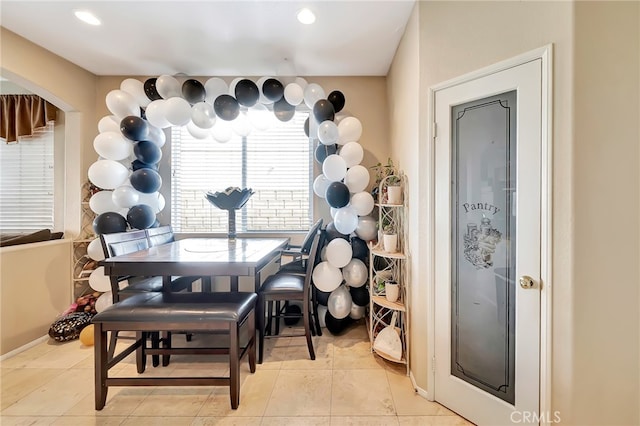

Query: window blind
[0,122,54,232]
[171,110,312,233]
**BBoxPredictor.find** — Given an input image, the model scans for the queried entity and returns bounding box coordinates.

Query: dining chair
[278,218,323,275]
[257,226,321,363]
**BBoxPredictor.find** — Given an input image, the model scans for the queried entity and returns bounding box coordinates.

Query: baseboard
[410,370,433,400]
[0,335,49,361]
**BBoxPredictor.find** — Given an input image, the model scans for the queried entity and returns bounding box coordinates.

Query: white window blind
[0,122,55,232]
[171,110,312,233]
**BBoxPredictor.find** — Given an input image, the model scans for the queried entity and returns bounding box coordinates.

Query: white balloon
[95,291,113,312]
[204,77,228,104]
[344,165,370,193]
[320,246,328,261]
[88,160,130,190]
[89,190,117,214]
[228,77,243,96]
[105,89,140,119]
[93,131,132,161]
[247,104,272,131]
[147,124,166,148]
[284,83,304,106]
[211,121,233,143]
[326,238,353,268]
[318,120,339,145]
[313,175,330,198]
[330,207,339,219]
[356,215,378,241]
[112,185,140,208]
[187,120,211,139]
[338,116,363,144]
[339,141,364,167]
[294,77,308,90]
[191,102,216,129]
[137,191,164,213]
[164,97,192,126]
[328,285,352,319]
[304,83,326,109]
[87,237,105,261]
[120,78,150,107]
[318,305,328,328]
[98,115,120,133]
[145,100,171,129]
[342,258,368,287]
[156,74,182,99]
[322,154,347,182]
[349,303,366,320]
[231,112,252,137]
[89,266,112,292]
[334,206,359,235]
[312,261,343,292]
[350,191,375,216]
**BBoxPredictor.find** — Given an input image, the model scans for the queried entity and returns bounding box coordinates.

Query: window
[0,122,54,232]
[171,110,312,233]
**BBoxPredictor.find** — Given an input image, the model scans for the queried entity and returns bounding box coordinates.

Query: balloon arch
[86,75,377,333]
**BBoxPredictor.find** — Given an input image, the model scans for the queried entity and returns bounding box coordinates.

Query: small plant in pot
[384,279,400,303]
[385,175,402,205]
[382,224,398,253]
[370,158,398,203]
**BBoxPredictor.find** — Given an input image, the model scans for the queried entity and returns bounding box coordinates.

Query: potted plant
[384,279,399,303]
[385,174,402,205]
[370,158,398,203]
[382,223,398,253]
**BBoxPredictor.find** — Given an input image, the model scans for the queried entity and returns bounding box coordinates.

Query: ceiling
[1,1,416,77]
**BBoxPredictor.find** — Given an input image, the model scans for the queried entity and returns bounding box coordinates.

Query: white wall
[388,1,639,424]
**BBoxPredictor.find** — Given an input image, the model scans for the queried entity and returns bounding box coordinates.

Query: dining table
[101,237,290,293]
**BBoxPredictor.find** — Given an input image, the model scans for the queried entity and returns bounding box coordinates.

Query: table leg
[230,276,238,292]
[203,277,212,292]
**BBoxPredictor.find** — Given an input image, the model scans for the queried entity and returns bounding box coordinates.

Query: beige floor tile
[330,416,399,426]
[334,322,369,340]
[22,345,93,369]
[330,369,395,416]
[280,338,333,370]
[397,415,474,425]
[264,369,332,416]
[122,416,195,425]
[1,368,65,410]
[63,387,150,417]
[197,369,278,417]
[262,416,330,425]
[51,415,126,425]
[0,416,59,425]
[192,417,263,425]
[0,341,62,369]
[130,387,211,417]
[333,339,387,370]
[1,368,94,416]
[386,370,451,416]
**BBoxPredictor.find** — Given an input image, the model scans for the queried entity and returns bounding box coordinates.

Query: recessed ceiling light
[74,10,101,26]
[297,8,316,25]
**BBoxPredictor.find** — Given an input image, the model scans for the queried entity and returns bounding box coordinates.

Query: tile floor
[1,321,472,425]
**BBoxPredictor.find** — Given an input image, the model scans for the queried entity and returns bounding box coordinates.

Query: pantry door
[433,58,542,425]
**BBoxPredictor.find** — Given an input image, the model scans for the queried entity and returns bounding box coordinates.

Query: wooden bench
[92,291,257,410]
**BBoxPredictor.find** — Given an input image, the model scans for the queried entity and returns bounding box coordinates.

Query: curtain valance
[0,95,58,143]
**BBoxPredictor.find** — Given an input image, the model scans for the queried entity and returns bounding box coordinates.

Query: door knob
[519,275,535,289]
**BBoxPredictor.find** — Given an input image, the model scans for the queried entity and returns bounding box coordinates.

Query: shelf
[372,347,407,364]
[376,203,403,208]
[372,295,406,312]
[370,248,406,259]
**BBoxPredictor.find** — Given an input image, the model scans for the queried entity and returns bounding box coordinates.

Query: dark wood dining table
[101,237,289,292]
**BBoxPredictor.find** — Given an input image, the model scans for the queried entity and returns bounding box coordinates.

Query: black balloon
[314,143,337,164]
[262,78,284,102]
[274,97,295,122]
[325,311,351,335]
[351,237,369,261]
[313,99,335,123]
[283,304,302,325]
[182,79,206,104]
[130,168,162,194]
[316,288,331,306]
[214,94,240,121]
[120,116,149,141]
[350,285,369,306]
[127,204,156,230]
[93,212,127,235]
[234,79,260,107]
[304,117,309,137]
[133,140,162,165]
[131,159,158,171]
[328,90,346,113]
[325,222,349,241]
[325,182,350,208]
[144,78,162,101]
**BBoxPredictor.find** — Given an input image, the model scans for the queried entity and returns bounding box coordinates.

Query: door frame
[423,44,553,422]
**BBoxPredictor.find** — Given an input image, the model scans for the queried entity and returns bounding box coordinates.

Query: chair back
[146,225,176,247]
[100,230,150,258]
[299,218,323,254]
[302,227,322,307]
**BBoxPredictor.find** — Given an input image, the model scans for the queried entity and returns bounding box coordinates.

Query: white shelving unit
[72,182,98,299]
[368,174,409,374]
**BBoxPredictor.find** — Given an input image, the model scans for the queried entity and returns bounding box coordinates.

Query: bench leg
[229,323,240,409]
[94,323,108,410]
[136,332,147,374]
[248,310,256,373]
[257,296,265,364]
[162,331,172,366]
[150,332,160,367]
